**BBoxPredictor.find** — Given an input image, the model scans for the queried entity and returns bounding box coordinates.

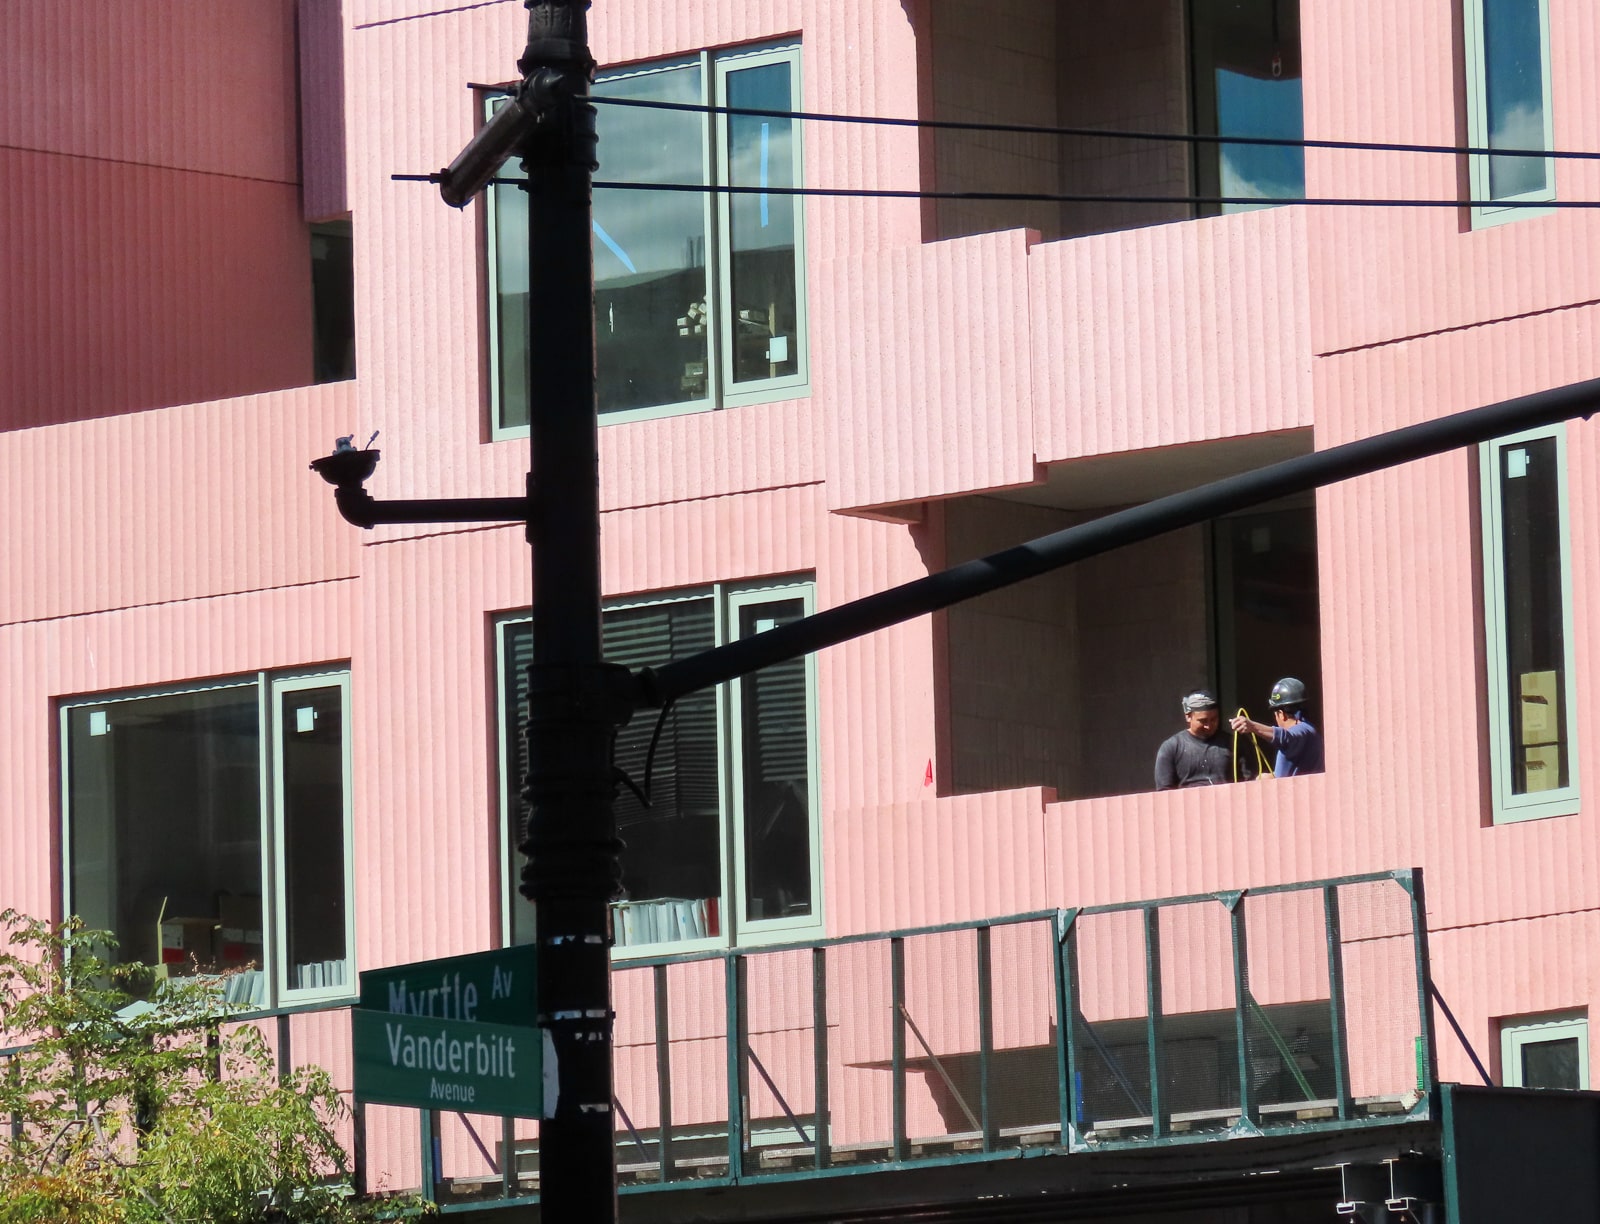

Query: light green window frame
[1463,0,1556,227]
[1480,425,1578,822]
[1500,1012,1588,1089]
[485,42,807,438]
[497,577,822,955]
[59,669,356,1011]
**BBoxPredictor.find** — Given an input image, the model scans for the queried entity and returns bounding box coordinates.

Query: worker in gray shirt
[1154,689,1249,789]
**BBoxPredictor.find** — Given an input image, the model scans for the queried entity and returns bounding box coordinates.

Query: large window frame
[60,669,356,1009]
[1501,1012,1588,1089]
[497,578,822,955]
[1480,425,1579,823]
[1463,0,1556,227]
[486,42,808,437]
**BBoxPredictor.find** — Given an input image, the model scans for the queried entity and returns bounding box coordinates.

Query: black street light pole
[502,4,628,1221]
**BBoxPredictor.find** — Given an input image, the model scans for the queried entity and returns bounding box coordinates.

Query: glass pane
[1483,0,1549,199]
[67,687,262,994]
[1192,0,1305,214]
[738,597,812,922]
[1521,1036,1581,1089]
[606,599,722,946]
[594,64,711,415]
[490,113,531,432]
[279,686,349,991]
[725,60,800,385]
[1498,437,1568,794]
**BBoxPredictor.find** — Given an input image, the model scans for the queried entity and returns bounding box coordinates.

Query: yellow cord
[1232,707,1274,782]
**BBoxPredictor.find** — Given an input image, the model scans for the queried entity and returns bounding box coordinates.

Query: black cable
[612,699,674,810]
[590,93,1598,164]
[390,171,1600,209]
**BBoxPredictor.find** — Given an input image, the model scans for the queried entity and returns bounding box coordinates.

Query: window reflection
[1192,0,1305,214]
[1482,0,1549,199]
[594,65,710,414]
[725,61,800,384]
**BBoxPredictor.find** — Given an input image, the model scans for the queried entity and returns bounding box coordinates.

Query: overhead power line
[590,94,1600,164]
[391,171,1600,210]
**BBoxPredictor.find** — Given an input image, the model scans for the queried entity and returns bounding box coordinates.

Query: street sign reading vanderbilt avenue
[352,945,543,1116]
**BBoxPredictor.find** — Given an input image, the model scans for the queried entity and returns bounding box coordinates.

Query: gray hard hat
[1181,689,1219,714]
[1269,677,1308,710]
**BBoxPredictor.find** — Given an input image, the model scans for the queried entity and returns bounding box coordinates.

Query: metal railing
[3,870,1437,1210]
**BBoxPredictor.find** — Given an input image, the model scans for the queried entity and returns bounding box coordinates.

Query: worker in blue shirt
[1230,677,1324,777]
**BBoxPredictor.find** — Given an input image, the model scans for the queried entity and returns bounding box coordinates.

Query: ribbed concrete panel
[1032,205,1313,463]
[0,149,314,429]
[1313,310,1600,936]
[1429,912,1600,1086]
[600,485,818,597]
[0,383,360,626]
[0,582,356,923]
[1042,777,1340,913]
[598,399,821,513]
[356,531,519,975]
[821,229,1036,512]
[816,511,943,812]
[1306,0,1600,354]
[0,0,299,183]
[826,790,1050,937]
[300,0,350,221]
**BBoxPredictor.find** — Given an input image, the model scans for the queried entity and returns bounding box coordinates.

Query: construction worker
[1230,677,1324,777]
[1155,689,1250,789]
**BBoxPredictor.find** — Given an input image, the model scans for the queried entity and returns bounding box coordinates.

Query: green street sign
[352,1008,542,1117]
[354,946,544,1117]
[358,944,537,1028]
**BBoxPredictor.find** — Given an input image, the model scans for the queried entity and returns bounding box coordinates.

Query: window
[1481,426,1578,822]
[62,672,353,1007]
[1464,0,1555,225]
[1501,1013,1588,1089]
[488,43,807,433]
[499,580,820,952]
[310,220,355,382]
[1191,0,1305,215]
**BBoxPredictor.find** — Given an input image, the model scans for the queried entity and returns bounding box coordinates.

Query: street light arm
[310,447,532,532]
[638,374,1600,709]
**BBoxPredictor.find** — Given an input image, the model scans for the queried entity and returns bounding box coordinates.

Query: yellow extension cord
[1232,708,1273,783]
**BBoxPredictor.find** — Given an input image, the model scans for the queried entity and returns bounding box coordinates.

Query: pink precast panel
[1156,900,1237,1017]
[1031,204,1314,464]
[0,150,315,429]
[815,510,944,812]
[1,0,299,182]
[826,790,1051,937]
[1303,0,1600,354]
[300,0,350,221]
[820,228,1037,513]
[1,383,359,625]
[599,484,820,598]
[1043,777,1340,914]
[0,582,356,923]
[1429,910,1600,1086]
[355,531,519,971]
[1313,312,1600,933]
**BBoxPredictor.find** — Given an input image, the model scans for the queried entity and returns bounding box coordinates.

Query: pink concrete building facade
[6,0,1600,1216]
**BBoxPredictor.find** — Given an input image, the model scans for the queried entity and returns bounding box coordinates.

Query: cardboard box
[158,916,217,974]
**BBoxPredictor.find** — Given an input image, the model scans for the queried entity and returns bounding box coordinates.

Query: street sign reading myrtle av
[352,945,544,1117]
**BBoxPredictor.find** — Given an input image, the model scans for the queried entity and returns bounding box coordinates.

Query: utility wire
[590,93,1600,164]
[390,171,1600,210]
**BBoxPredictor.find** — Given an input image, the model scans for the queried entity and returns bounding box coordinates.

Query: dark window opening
[311,219,355,383]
